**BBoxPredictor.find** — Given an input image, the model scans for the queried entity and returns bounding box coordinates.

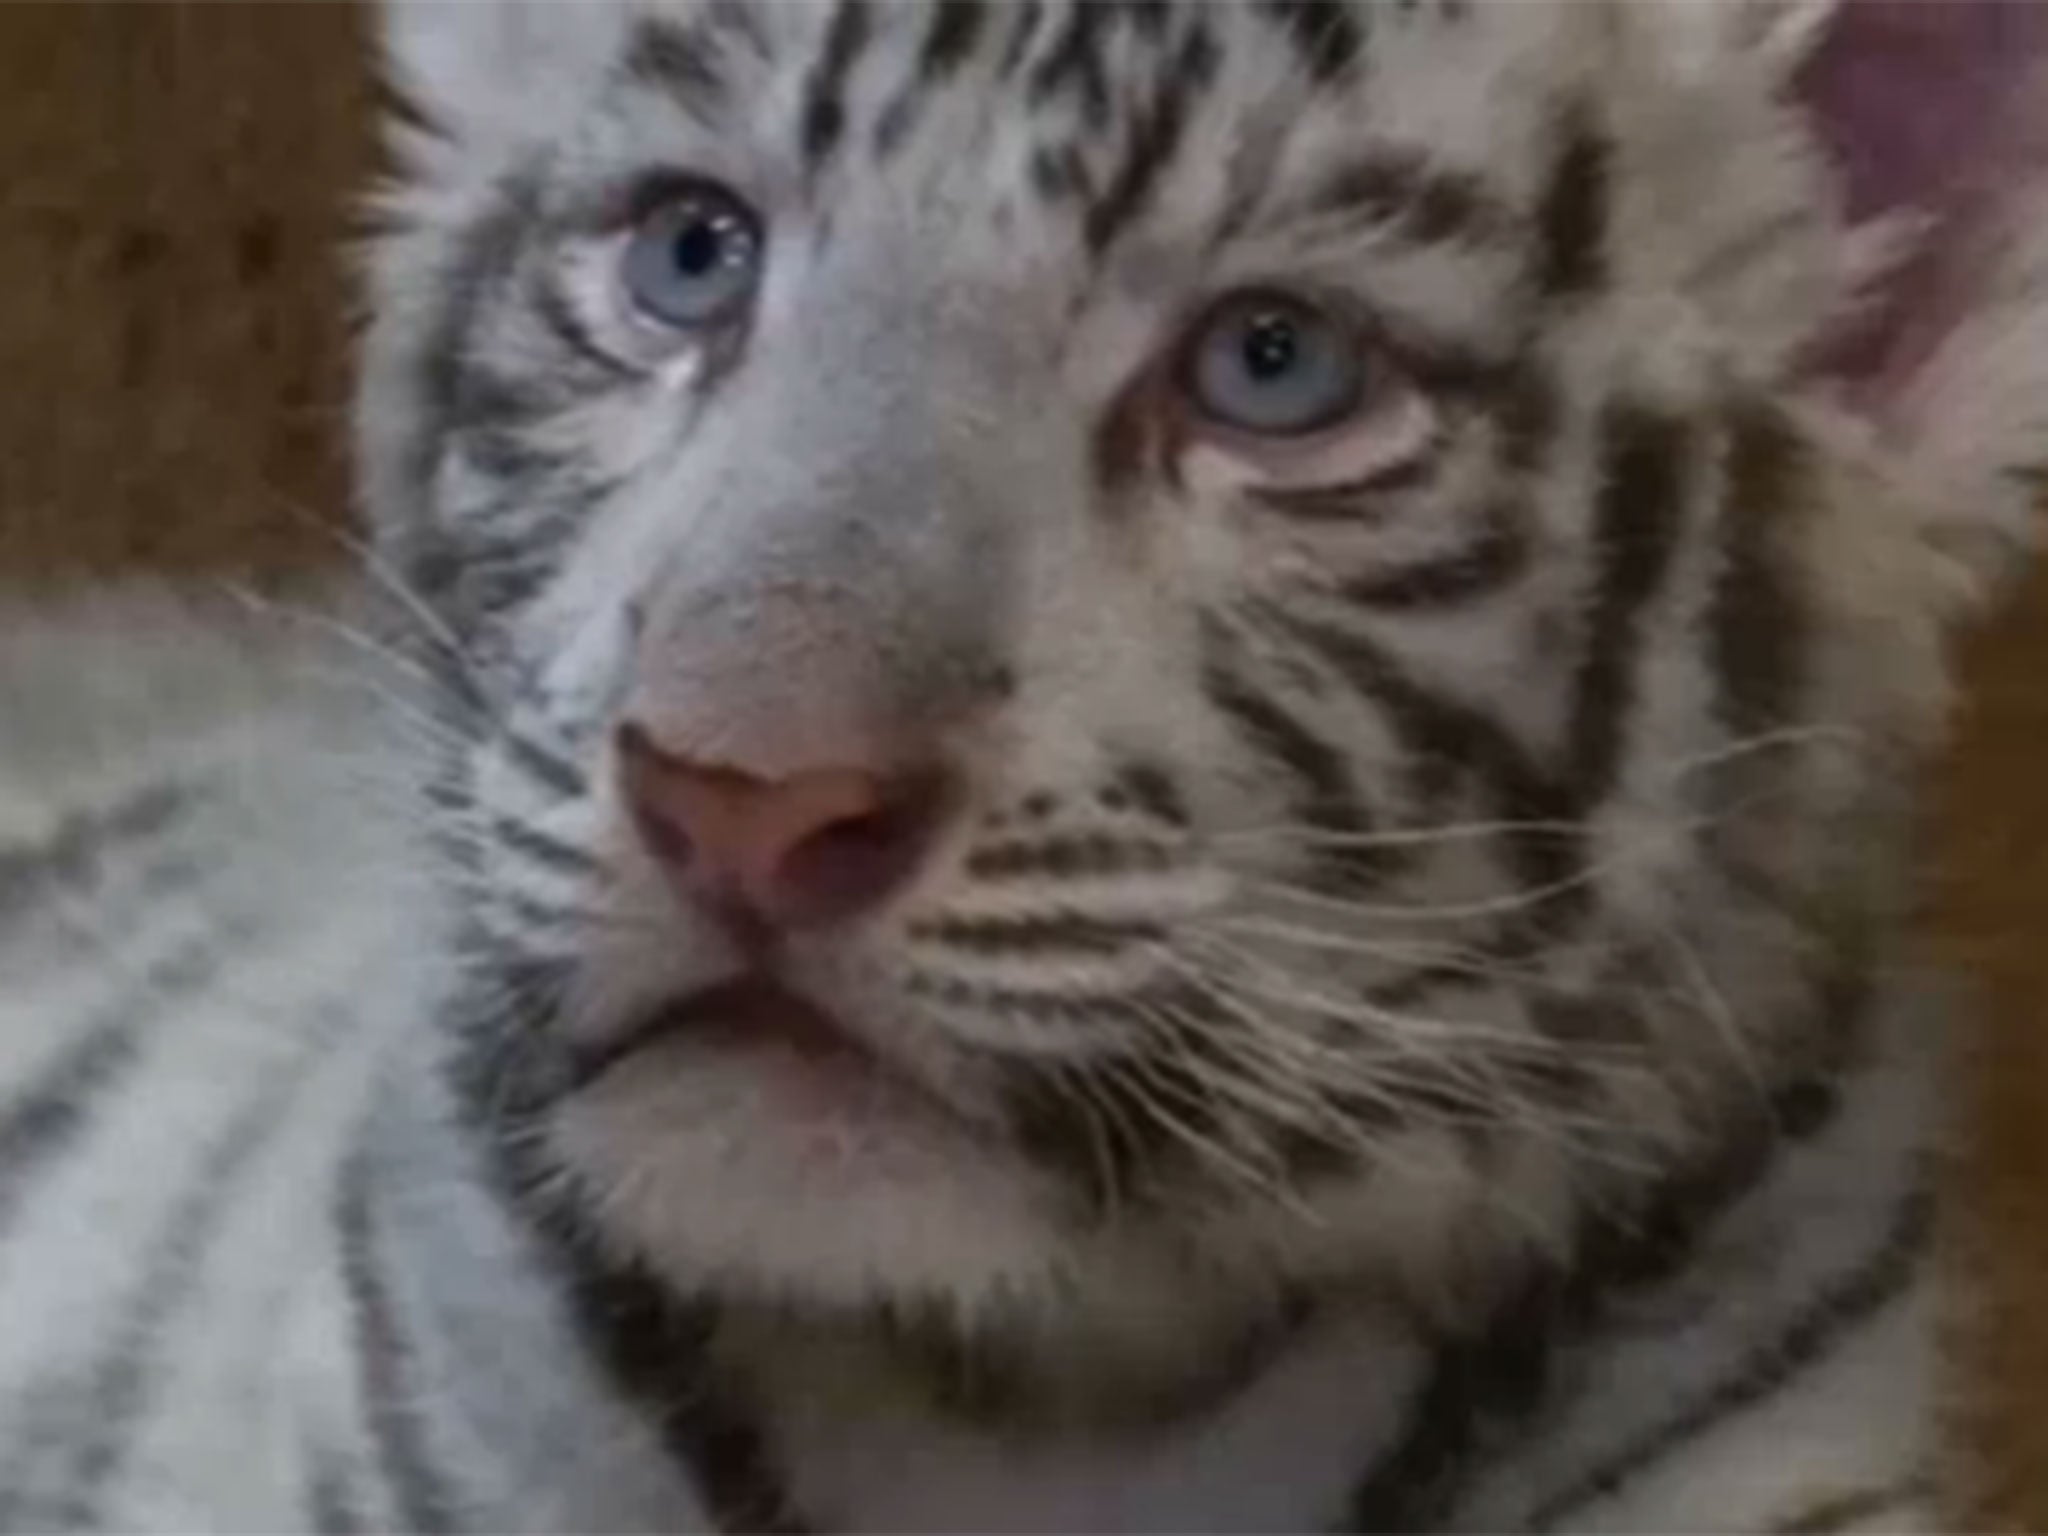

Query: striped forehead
[610,0,1560,270]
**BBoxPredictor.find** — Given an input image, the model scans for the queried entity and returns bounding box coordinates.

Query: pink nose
[616,726,947,931]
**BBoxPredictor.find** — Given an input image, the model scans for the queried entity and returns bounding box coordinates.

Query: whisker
[1172,935,1615,1060]
[1162,941,1677,1155]
[247,480,499,707]
[1036,1055,1135,1225]
[1208,913,1709,1016]
[241,652,478,767]
[1144,950,1558,1144]
[1122,992,1365,1144]
[1641,917,1778,1116]
[1214,817,1587,850]
[1656,723,1864,778]
[1129,989,1651,1214]
[1211,913,1554,978]
[1094,1047,1304,1211]
[210,580,477,724]
[1238,865,1601,924]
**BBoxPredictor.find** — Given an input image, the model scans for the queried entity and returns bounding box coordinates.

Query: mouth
[565,974,897,1097]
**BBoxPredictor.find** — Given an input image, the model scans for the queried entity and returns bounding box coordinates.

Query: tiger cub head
[359,0,2048,1328]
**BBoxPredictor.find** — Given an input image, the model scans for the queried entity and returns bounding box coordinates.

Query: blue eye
[621,183,763,329]
[1184,292,1365,436]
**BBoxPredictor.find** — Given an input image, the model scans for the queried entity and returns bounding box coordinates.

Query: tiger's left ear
[1756,0,2048,601]
[1614,0,2048,604]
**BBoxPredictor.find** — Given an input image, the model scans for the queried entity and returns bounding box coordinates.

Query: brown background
[0,3,2041,1523]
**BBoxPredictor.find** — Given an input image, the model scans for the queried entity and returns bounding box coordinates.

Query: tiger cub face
[360,1,2048,1319]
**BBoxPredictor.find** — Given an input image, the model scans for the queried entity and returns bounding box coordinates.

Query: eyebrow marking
[621,15,731,119]
[1308,150,1517,250]
[801,0,872,175]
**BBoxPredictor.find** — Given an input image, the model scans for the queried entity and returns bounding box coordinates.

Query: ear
[1787,0,2048,599]
[1608,0,2048,605]
[376,0,628,153]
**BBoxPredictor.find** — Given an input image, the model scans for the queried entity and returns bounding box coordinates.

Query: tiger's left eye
[1182,291,1365,437]
[620,181,764,330]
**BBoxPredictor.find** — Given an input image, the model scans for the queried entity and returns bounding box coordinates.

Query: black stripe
[703,0,770,63]
[530,274,645,386]
[1346,1304,1552,1532]
[445,369,561,459]
[370,67,442,146]
[479,885,585,951]
[406,168,541,551]
[1259,0,1365,81]
[0,914,227,1256]
[304,1434,371,1536]
[446,541,568,626]
[441,974,802,1532]
[1387,335,1523,403]
[1201,632,1395,892]
[0,779,192,931]
[1534,104,1610,300]
[337,1153,464,1536]
[801,0,871,175]
[1255,606,1565,870]
[1253,608,1596,1016]
[917,0,987,83]
[1347,1042,1862,1531]
[1032,141,1093,207]
[621,15,731,118]
[490,815,600,879]
[1770,1475,1932,1534]
[493,725,587,801]
[39,1012,345,1530]
[997,0,1046,80]
[908,912,1163,958]
[1027,3,1114,124]
[457,928,577,1011]
[1710,402,1808,740]
[1310,152,1513,250]
[964,833,1176,881]
[1105,759,1191,827]
[872,0,991,156]
[1120,0,1175,41]
[1569,404,1690,801]
[1341,501,1530,610]
[0,1024,139,1254]
[1495,359,1561,477]
[1259,605,1600,1003]
[1084,26,1214,253]
[1526,1174,1933,1530]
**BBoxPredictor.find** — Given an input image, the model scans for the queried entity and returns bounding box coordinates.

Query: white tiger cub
[2,0,2047,1529]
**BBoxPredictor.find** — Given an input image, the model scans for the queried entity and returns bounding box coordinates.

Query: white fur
[6,0,2048,1526]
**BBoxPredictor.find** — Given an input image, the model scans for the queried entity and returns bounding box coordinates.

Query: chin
[549,1029,1096,1315]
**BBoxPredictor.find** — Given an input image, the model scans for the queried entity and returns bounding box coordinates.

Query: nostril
[772,786,945,927]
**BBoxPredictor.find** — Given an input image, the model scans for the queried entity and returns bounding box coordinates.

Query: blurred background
[0,3,2040,1522]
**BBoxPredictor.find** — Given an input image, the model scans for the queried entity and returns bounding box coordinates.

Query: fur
[2,1,2047,1528]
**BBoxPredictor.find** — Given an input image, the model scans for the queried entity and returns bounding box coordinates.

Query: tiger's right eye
[620,181,764,331]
